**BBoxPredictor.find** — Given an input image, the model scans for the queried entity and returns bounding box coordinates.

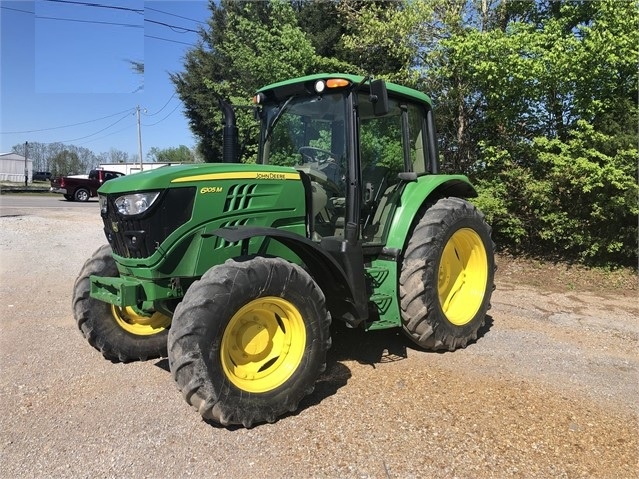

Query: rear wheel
[73,244,170,362]
[74,188,90,202]
[399,197,495,351]
[168,256,331,427]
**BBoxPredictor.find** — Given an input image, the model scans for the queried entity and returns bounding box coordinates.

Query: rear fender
[385,175,477,251]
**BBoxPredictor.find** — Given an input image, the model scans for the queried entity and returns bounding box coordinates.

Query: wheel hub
[238,321,270,356]
[221,297,306,393]
[111,306,171,336]
[438,228,488,326]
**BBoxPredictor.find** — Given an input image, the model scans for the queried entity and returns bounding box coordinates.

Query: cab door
[356,93,431,246]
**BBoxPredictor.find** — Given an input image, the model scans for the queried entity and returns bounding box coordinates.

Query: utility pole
[136,105,143,172]
[24,141,28,187]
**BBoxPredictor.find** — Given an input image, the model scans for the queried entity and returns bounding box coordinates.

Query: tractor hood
[97,163,300,195]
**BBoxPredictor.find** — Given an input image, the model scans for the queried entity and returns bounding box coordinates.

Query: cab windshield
[259,93,347,197]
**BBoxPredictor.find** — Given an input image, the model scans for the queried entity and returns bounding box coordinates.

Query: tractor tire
[73,244,170,362]
[74,188,90,202]
[399,197,495,351]
[168,256,331,428]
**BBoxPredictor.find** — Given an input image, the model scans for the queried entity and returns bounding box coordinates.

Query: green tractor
[73,74,495,427]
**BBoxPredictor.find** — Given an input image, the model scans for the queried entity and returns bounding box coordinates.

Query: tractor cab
[254,74,439,248]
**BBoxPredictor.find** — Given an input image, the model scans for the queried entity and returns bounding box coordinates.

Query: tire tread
[399,197,495,351]
[168,257,331,427]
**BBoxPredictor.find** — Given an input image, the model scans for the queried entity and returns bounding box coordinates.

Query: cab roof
[257,73,432,106]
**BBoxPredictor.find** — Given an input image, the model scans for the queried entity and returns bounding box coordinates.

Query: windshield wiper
[265,95,294,142]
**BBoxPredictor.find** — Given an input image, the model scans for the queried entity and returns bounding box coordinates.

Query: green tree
[475,122,638,265]
[50,150,82,177]
[466,1,638,264]
[147,145,197,163]
[338,0,429,86]
[340,0,638,265]
[172,0,320,163]
[171,0,391,163]
[298,0,406,76]
[13,141,99,173]
[98,148,131,164]
[339,0,499,172]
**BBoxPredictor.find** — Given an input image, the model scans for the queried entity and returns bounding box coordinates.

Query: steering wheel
[298,146,337,166]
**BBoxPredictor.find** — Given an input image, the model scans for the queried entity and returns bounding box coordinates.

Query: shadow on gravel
[328,321,409,365]
[152,314,494,429]
[299,314,495,414]
[154,358,169,372]
[477,314,494,344]
[295,323,410,416]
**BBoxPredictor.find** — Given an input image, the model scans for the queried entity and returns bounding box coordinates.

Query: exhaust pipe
[218,99,239,164]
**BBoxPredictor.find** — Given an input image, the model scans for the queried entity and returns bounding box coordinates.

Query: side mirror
[370,79,389,116]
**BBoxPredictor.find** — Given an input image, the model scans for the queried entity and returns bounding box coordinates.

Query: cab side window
[406,103,429,174]
[359,96,403,180]
[358,95,429,244]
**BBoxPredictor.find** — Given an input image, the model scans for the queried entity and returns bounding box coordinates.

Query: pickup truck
[50,169,124,201]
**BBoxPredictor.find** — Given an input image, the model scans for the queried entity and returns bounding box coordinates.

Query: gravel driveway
[0,201,637,478]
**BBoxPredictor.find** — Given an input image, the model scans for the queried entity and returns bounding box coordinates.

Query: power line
[145,18,198,33]
[36,15,142,28]
[1,5,142,27]
[33,15,199,34]
[43,0,143,15]
[1,109,135,134]
[145,93,177,116]
[142,104,181,127]
[75,123,135,146]
[59,111,134,143]
[145,7,206,25]
[145,34,194,46]
[0,6,34,15]
[3,6,199,37]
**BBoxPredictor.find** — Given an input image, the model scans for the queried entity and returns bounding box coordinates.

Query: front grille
[102,187,196,259]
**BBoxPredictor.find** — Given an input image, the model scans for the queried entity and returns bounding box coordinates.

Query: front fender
[212,226,361,323]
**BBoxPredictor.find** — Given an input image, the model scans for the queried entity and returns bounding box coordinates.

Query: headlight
[98,194,108,214]
[114,192,160,216]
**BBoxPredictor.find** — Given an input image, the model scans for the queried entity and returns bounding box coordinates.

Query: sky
[0,0,211,159]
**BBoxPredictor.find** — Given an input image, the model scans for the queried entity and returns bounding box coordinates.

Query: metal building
[0,152,32,182]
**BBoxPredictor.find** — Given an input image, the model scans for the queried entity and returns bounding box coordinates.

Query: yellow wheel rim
[111,306,171,336]
[221,297,306,394]
[438,228,488,326]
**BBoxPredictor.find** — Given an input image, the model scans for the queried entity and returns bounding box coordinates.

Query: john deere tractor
[73,74,495,427]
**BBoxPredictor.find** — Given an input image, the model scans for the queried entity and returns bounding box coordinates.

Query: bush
[473,122,638,266]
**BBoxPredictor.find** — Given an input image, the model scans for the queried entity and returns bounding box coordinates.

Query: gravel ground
[0,202,637,479]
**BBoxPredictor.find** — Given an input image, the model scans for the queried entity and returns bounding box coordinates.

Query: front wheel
[399,197,495,351]
[73,244,170,362]
[168,257,331,428]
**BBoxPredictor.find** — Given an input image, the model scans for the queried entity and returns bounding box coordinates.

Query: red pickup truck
[50,169,124,201]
